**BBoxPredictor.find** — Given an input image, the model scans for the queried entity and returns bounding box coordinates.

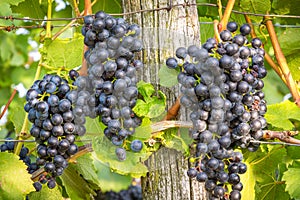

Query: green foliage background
[0,0,300,199]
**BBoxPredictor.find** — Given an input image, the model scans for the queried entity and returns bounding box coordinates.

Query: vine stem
[218,0,235,32]
[264,16,300,106]
[79,0,93,76]
[0,89,17,120]
[244,15,287,85]
[46,0,53,38]
[151,121,300,145]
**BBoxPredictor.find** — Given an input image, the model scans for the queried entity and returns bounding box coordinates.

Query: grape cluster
[81,11,144,160]
[25,73,82,190]
[103,185,142,200]
[166,22,267,200]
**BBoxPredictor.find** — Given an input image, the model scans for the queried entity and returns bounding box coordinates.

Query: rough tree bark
[122,1,207,199]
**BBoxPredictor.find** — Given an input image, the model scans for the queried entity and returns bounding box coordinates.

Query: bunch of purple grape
[81,11,144,160]
[25,72,81,190]
[166,22,267,200]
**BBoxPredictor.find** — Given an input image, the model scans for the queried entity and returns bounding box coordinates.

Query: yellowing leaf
[265,100,300,130]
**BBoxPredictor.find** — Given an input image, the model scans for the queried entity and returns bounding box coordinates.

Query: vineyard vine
[0,0,300,200]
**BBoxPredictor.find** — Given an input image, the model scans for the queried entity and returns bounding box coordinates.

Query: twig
[264,16,300,106]
[263,130,300,144]
[0,89,17,120]
[244,15,286,84]
[163,95,181,120]
[218,0,235,32]
[31,144,93,181]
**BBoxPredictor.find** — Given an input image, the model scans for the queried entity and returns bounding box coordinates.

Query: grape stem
[73,0,81,17]
[46,0,53,38]
[213,20,221,43]
[0,89,17,120]
[264,15,300,106]
[31,144,93,181]
[244,15,287,85]
[218,0,235,32]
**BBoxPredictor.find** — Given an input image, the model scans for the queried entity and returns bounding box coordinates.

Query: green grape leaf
[162,128,190,156]
[196,0,219,18]
[85,117,105,135]
[0,3,13,27]
[60,165,96,200]
[278,28,300,57]
[132,99,150,117]
[286,135,300,159]
[282,168,300,199]
[93,156,132,192]
[27,184,63,200]
[92,136,150,177]
[255,173,289,200]
[2,0,25,5]
[9,97,26,133]
[272,0,291,15]
[42,35,84,69]
[158,65,179,88]
[93,0,122,14]
[0,152,35,199]
[239,0,271,22]
[137,81,155,101]
[134,117,152,140]
[199,17,214,43]
[147,98,166,118]
[286,54,300,82]
[69,153,100,189]
[241,145,287,200]
[265,100,300,130]
[67,0,121,15]
[134,82,166,118]
[262,68,289,105]
[11,0,46,19]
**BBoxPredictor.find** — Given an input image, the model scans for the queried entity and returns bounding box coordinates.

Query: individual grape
[227,22,238,32]
[240,24,251,36]
[47,179,56,189]
[115,147,126,161]
[130,140,143,152]
[176,47,187,59]
[230,190,241,200]
[33,182,42,192]
[166,57,178,69]
[187,168,198,178]
[220,30,232,41]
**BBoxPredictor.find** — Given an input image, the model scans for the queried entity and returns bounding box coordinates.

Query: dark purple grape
[227,22,238,32]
